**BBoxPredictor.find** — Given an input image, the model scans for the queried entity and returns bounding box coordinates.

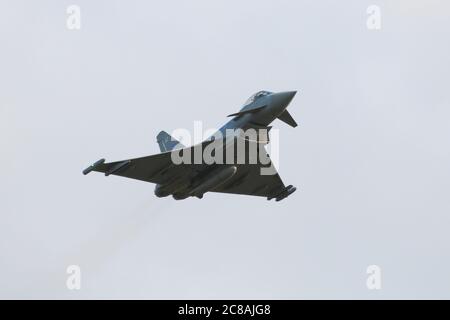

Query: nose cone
[270,91,297,115]
[278,91,297,105]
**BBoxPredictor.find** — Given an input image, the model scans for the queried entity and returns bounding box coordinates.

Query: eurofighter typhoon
[83,91,298,201]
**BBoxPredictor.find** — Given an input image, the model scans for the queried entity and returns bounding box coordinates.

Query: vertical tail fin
[156,131,185,152]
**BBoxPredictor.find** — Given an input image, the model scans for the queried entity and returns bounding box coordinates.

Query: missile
[82,158,105,175]
[154,176,190,198]
[275,185,297,201]
[189,166,237,197]
[267,185,296,201]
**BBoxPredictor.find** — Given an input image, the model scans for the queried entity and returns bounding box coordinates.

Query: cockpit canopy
[243,91,272,107]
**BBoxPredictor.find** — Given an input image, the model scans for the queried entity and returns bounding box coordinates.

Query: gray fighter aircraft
[83,90,298,201]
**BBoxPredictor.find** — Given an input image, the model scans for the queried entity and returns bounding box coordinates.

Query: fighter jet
[83,90,298,201]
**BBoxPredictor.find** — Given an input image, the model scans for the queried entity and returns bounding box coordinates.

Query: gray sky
[1,0,449,299]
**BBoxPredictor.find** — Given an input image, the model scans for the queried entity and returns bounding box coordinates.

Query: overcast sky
[1,0,449,299]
